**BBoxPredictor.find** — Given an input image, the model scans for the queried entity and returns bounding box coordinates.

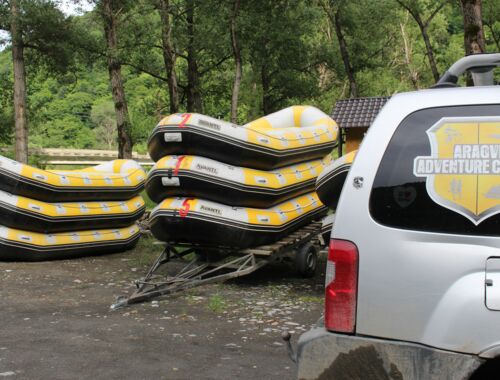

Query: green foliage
[0,54,13,144]
[0,0,498,152]
[30,116,96,148]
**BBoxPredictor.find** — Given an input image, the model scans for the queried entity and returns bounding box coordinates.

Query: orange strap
[173,155,185,175]
[179,198,193,218]
[178,113,192,128]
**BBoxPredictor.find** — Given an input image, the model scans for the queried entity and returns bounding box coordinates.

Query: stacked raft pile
[315,150,357,242]
[0,156,146,261]
[146,106,338,249]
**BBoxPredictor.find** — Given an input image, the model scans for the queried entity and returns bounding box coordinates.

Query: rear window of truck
[370,104,500,236]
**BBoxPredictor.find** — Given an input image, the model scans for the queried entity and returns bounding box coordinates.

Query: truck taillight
[325,239,358,333]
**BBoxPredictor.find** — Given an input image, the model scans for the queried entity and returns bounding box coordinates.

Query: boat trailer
[111,220,325,309]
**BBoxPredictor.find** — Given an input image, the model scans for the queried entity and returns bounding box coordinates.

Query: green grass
[141,190,157,210]
[207,293,227,313]
[128,235,164,268]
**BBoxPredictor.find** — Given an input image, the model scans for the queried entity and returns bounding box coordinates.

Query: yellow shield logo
[414,117,500,225]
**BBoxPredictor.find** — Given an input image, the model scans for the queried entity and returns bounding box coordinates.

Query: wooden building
[332,96,390,155]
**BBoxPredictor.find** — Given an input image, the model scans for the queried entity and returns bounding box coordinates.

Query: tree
[229,0,241,123]
[460,0,486,55]
[320,0,358,97]
[399,14,420,89]
[10,0,27,162]
[95,0,134,158]
[243,0,324,113]
[0,0,73,163]
[91,100,116,149]
[395,0,449,83]
[185,0,202,112]
[482,0,499,50]
[158,0,180,113]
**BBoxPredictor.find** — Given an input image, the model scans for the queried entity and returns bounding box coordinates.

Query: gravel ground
[0,236,326,380]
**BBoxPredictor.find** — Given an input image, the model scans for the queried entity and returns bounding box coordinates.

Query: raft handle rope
[28,167,146,182]
[6,228,139,238]
[166,156,333,176]
[224,199,322,214]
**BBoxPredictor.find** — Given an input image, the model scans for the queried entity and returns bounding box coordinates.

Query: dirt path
[0,237,325,380]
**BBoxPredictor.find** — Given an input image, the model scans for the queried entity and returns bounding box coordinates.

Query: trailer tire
[295,242,318,278]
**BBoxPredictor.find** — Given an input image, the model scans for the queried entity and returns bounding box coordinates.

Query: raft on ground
[0,224,141,261]
[0,156,147,261]
[0,156,146,202]
[146,154,330,207]
[148,106,338,169]
[315,150,357,209]
[0,190,145,233]
[149,192,327,249]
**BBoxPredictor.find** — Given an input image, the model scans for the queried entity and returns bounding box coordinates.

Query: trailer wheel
[295,242,318,278]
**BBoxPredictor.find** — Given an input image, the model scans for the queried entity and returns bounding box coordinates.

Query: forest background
[0,0,498,163]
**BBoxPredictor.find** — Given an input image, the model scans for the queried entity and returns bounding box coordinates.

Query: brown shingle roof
[331,96,390,129]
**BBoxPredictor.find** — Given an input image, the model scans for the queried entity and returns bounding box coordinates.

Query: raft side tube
[315,150,357,209]
[149,193,328,249]
[0,224,141,261]
[0,156,146,202]
[146,155,329,207]
[0,191,145,233]
[148,106,338,168]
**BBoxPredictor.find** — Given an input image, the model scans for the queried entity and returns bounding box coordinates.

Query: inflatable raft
[146,155,329,207]
[0,224,141,261]
[0,190,145,233]
[0,156,146,202]
[149,193,327,248]
[148,106,338,169]
[315,150,357,209]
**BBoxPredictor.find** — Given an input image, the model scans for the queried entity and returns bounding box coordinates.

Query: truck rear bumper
[296,327,483,380]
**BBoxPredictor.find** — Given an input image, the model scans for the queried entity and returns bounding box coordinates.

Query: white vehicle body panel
[332,86,500,355]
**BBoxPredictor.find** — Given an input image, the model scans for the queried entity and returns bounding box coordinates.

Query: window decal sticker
[414,116,500,225]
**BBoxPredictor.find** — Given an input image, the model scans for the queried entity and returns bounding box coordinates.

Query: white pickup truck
[289,53,500,380]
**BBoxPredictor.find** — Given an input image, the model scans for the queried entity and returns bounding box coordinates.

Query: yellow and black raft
[0,190,145,233]
[0,224,141,261]
[315,150,357,209]
[146,155,330,208]
[148,106,338,169]
[149,192,327,249]
[0,155,146,202]
[0,156,146,261]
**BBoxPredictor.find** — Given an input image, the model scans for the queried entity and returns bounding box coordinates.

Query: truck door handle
[486,279,494,287]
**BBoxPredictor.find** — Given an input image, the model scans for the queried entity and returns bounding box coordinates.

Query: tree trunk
[333,10,358,98]
[461,0,486,86]
[461,0,486,55]
[10,0,28,163]
[230,0,242,123]
[186,0,202,113]
[158,0,179,114]
[261,63,272,115]
[395,1,444,83]
[102,0,133,159]
[419,23,440,82]
[400,20,419,89]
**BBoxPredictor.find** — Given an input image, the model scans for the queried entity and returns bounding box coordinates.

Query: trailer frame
[111,220,324,309]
